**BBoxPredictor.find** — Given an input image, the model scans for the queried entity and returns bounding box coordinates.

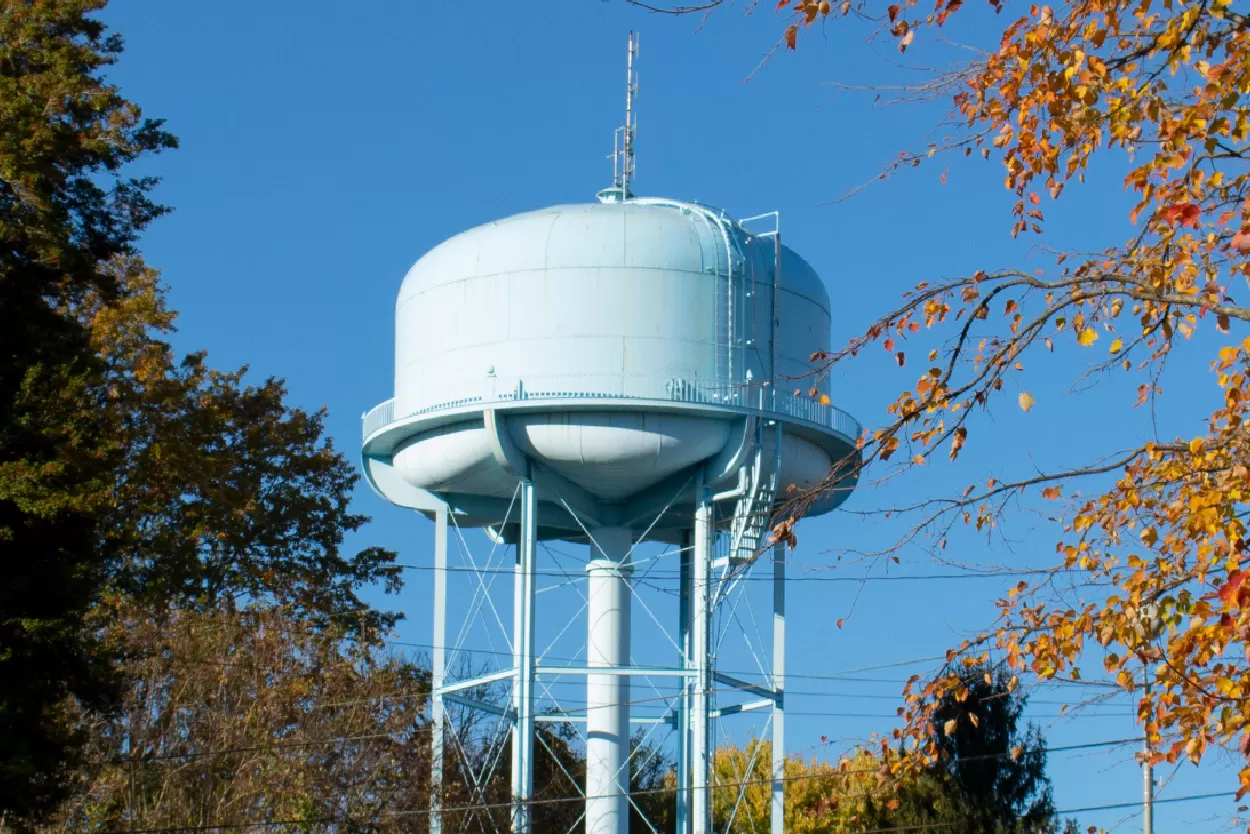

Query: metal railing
[362,375,860,444]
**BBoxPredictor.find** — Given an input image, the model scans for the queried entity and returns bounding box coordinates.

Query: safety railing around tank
[362,375,861,444]
[361,398,395,439]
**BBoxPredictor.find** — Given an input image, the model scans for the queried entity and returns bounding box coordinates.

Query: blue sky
[100,1,1231,829]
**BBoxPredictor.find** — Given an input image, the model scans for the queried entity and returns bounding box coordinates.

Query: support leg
[585,528,634,834]
[691,476,712,834]
[676,531,692,834]
[771,540,786,834]
[512,483,537,834]
[431,506,448,834]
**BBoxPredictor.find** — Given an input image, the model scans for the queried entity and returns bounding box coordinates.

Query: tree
[710,666,1071,834]
[713,739,846,833]
[0,0,175,818]
[79,259,401,638]
[928,663,1064,834]
[30,604,432,834]
[745,0,1250,811]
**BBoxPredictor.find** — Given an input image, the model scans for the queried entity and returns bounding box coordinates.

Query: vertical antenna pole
[512,484,537,834]
[601,31,639,201]
[622,31,638,194]
[431,505,448,834]
[691,474,712,834]
[771,539,786,834]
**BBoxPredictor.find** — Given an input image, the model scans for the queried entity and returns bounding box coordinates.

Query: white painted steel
[431,506,447,834]
[511,482,537,834]
[383,199,848,514]
[771,540,786,834]
[691,481,712,834]
[585,528,634,834]
[366,194,863,834]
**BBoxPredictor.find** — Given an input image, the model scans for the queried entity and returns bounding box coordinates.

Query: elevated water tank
[362,195,860,540]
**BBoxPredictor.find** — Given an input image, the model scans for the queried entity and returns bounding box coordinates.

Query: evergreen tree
[928,663,1070,834]
[0,1,174,818]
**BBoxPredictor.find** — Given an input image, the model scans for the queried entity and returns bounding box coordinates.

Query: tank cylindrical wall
[393,201,833,419]
[585,528,633,834]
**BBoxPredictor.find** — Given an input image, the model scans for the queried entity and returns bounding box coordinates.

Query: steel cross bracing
[425,472,789,834]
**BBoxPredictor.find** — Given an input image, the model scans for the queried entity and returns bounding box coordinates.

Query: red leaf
[1219,570,1245,606]
[887,3,901,20]
[784,24,798,50]
[1163,202,1201,228]
[895,352,906,367]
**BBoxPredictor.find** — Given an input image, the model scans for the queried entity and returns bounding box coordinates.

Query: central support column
[512,482,537,834]
[585,527,634,834]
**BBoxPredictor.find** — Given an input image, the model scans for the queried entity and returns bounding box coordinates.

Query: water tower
[361,33,859,834]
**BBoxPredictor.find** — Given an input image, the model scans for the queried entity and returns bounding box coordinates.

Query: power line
[101,729,1139,774]
[87,770,1231,834]
[397,562,1056,584]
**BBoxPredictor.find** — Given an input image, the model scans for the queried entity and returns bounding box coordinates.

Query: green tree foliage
[1,3,402,819]
[930,664,1056,834]
[0,0,175,818]
[80,260,401,637]
[712,666,1076,834]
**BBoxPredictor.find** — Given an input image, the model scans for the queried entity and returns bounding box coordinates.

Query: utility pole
[1138,603,1160,834]
[1143,670,1154,834]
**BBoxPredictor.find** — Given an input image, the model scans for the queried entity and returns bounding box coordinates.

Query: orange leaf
[1042,486,1061,500]
[784,24,798,50]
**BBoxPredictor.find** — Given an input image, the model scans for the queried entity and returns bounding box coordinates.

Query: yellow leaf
[1077,328,1098,347]
[818,394,831,406]
[1018,392,1035,412]
[1110,337,1123,354]
[943,718,958,735]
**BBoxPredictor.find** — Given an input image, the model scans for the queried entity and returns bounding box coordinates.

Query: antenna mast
[613,31,639,195]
